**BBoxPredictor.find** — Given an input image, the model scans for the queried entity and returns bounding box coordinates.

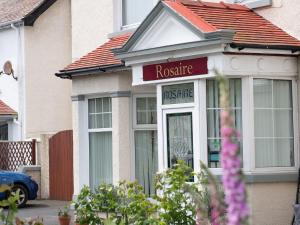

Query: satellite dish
[3,61,13,75]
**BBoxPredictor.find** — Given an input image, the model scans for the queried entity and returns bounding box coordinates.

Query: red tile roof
[59,1,300,74]
[0,100,17,115]
[63,34,131,71]
[165,0,300,47]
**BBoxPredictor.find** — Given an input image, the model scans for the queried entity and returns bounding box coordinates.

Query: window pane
[253,79,272,108]
[167,113,193,169]
[273,80,292,108]
[254,79,294,168]
[96,98,103,113]
[0,124,8,140]
[89,114,97,129]
[274,110,293,137]
[229,79,242,108]
[207,109,220,138]
[103,113,112,128]
[206,79,219,108]
[88,99,96,113]
[255,139,274,168]
[254,109,273,137]
[274,138,294,167]
[136,97,157,125]
[162,83,194,105]
[103,97,111,112]
[88,97,112,129]
[89,132,112,189]
[206,79,242,168]
[122,0,154,26]
[135,130,158,196]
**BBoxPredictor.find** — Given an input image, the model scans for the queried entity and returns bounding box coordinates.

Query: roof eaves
[56,64,127,79]
[23,0,57,26]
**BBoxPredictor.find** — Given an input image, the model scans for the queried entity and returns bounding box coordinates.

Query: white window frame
[158,80,201,175]
[113,0,159,31]
[206,78,243,170]
[156,76,298,178]
[132,94,158,181]
[86,96,113,187]
[247,76,299,173]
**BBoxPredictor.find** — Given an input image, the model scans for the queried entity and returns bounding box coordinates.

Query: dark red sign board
[143,57,208,81]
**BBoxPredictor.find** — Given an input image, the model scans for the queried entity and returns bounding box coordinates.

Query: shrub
[73,186,101,225]
[154,160,207,225]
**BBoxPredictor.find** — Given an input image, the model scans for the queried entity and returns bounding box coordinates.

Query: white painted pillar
[112,96,131,184]
[72,95,89,196]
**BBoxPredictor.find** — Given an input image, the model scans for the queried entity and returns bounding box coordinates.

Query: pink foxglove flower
[218,75,249,225]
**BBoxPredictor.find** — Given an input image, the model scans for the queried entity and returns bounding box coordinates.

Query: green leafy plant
[94,184,119,218]
[0,190,19,225]
[154,160,206,225]
[58,205,70,217]
[114,181,161,225]
[73,186,101,225]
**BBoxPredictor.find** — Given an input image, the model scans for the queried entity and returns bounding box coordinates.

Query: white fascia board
[123,42,226,66]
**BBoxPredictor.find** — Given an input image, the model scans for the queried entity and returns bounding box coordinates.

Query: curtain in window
[89,132,112,190]
[135,130,158,196]
[136,97,157,124]
[167,113,193,168]
[122,0,154,26]
[206,79,242,168]
[254,79,294,168]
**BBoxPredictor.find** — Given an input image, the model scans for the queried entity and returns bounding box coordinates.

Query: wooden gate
[49,130,73,201]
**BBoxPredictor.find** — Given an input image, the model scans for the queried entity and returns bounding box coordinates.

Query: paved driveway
[15,200,74,225]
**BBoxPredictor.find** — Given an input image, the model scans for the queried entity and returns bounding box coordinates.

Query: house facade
[0,0,72,141]
[58,0,300,224]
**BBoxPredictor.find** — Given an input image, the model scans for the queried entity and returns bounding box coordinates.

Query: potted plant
[58,205,71,225]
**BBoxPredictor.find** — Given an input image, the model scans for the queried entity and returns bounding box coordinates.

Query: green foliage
[0,190,19,225]
[154,160,205,225]
[73,186,101,225]
[94,184,119,217]
[58,205,70,217]
[75,161,213,225]
[113,181,161,225]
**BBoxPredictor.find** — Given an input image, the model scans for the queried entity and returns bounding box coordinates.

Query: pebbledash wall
[65,0,300,224]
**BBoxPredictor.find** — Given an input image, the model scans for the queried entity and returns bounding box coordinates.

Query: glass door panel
[167,112,193,169]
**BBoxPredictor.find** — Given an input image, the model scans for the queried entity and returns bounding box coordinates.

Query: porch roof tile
[0,100,17,115]
[165,0,300,47]
[61,34,131,72]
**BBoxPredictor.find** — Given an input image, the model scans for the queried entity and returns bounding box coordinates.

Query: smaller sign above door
[143,57,208,81]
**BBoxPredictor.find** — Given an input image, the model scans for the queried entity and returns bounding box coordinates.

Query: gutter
[55,64,128,79]
[230,43,300,53]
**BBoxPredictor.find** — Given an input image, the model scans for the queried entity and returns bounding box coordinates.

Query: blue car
[0,171,38,207]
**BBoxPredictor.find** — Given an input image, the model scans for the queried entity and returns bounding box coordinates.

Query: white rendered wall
[24,0,72,139]
[0,27,23,140]
[71,0,113,61]
[0,28,19,112]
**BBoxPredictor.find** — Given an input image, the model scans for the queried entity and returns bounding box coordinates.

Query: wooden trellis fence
[0,140,36,171]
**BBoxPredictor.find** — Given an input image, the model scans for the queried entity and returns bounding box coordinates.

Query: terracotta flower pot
[59,216,71,225]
